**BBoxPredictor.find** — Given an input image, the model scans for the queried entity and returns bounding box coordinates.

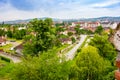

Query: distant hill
[1,16,120,24]
[66,17,120,22]
[85,17,120,22]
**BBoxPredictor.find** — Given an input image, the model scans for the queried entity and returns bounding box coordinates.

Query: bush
[0,56,11,62]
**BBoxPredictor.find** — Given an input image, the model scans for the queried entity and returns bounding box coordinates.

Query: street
[0,52,21,63]
[65,35,87,60]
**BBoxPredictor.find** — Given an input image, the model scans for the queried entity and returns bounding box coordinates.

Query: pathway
[65,35,87,60]
[0,52,21,63]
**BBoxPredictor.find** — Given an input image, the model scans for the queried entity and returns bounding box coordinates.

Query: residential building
[60,38,72,45]
[0,36,6,46]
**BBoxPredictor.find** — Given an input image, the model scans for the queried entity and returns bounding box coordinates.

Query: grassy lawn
[7,38,23,43]
[0,38,24,54]
[0,60,14,79]
[0,44,12,51]
[0,44,16,54]
[46,44,70,55]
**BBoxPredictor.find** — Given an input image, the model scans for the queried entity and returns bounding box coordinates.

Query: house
[18,26,27,30]
[85,27,97,32]
[72,22,87,28]
[67,27,76,34]
[60,38,72,45]
[87,22,100,28]
[0,36,6,46]
[112,23,120,80]
[110,22,118,30]
[101,22,118,29]
[14,43,24,56]
[59,31,68,35]
[72,21,100,28]
[100,22,110,28]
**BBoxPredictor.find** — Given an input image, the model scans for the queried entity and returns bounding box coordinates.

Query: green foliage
[71,37,76,44]
[104,71,115,80]
[88,34,116,79]
[23,18,57,55]
[6,30,13,38]
[23,41,35,55]
[0,29,5,36]
[6,28,26,40]
[58,34,68,39]
[68,32,73,36]
[13,29,26,40]
[23,34,33,41]
[70,46,112,80]
[89,34,116,61]
[74,25,80,35]
[0,60,14,79]
[0,56,11,62]
[56,27,66,32]
[11,52,71,80]
[75,28,93,35]
[95,25,103,34]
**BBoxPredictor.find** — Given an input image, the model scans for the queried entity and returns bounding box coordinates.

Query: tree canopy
[89,34,116,61]
[95,25,103,34]
[69,46,111,80]
[11,51,71,80]
[23,18,57,55]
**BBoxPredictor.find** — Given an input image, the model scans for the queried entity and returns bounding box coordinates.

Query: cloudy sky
[0,0,120,21]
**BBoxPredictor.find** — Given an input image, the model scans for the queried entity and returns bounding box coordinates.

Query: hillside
[1,16,120,24]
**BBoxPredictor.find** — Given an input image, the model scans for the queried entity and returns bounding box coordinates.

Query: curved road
[0,52,21,63]
[65,35,87,60]
[0,41,22,63]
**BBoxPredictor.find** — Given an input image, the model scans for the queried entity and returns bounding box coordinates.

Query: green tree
[68,32,73,36]
[69,46,111,80]
[89,34,116,61]
[6,30,13,38]
[56,27,65,32]
[71,37,76,44]
[13,29,26,40]
[95,25,103,34]
[0,29,5,36]
[75,25,80,35]
[24,18,56,55]
[11,52,71,80]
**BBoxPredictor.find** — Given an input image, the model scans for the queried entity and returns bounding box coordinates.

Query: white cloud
[91,0,120,8]
[0,0,120,22]
[0,2,49,21]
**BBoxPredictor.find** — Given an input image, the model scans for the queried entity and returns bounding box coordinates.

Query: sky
[0,0,120,21]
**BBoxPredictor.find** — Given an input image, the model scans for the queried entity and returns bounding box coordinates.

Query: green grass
[7,38,16,41]
[0,44,13,51]
[45,44,70,55]
[7,38,23,44]
[0,38,23,54]
[0,44,16,54]
[0,56,11,62]
[0,60,14,79]
[16,40,23,43]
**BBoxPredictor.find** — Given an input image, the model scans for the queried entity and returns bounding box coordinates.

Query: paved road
[65,35,87,60]
[0,52,21,63]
